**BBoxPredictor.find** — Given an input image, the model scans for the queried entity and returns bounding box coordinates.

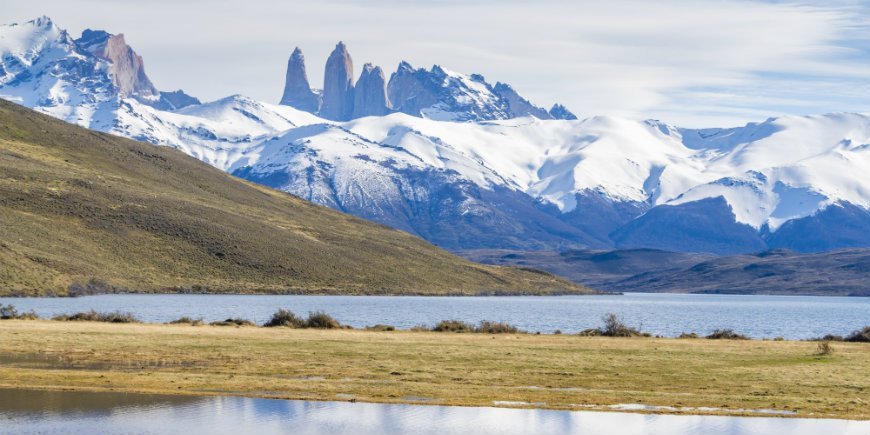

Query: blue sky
[3,0,868,127]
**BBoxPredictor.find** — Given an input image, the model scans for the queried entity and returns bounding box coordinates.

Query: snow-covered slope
[3,17,870,254]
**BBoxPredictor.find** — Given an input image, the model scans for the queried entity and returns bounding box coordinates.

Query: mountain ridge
[2,17,870,255]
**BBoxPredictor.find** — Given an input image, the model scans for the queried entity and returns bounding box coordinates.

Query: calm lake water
[1,293,868,339]
[1,388,868,435]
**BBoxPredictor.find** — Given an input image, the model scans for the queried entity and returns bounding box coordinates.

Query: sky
[3,0,869,127]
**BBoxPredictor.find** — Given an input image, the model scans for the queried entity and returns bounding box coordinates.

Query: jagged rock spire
[320,41,354,121]
[549,103,577,120]
[352,63,391,118]
[280,47,320,112]
[79,30,158,98]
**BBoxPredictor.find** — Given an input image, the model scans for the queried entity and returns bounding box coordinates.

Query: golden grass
[0,320,867,419]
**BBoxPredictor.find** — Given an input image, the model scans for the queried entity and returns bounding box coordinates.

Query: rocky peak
[319,41,354,121]
[77,30,158,98]
[549,103,577,120]
[492,82,551,119]
[352,63,391,118]
[279,47,320,112]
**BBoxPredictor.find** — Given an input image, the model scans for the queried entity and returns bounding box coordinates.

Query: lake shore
[0,320,868,420]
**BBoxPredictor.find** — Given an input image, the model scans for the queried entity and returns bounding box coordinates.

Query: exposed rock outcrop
[77,29,158,99]
[279,47,320,112]
[319,41,354,121]
[352,63,391,118]
[386,61,440,118]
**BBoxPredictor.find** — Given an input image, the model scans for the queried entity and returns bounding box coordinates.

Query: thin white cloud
[2,0,868,127]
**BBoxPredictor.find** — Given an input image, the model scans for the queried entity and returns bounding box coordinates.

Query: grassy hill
[0,100,590,296]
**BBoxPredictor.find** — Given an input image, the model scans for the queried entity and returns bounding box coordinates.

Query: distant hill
[463,248,870,296]
[0,99,589,296]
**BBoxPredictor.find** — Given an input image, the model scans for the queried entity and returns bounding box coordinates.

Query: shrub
[263,309,305,328]
[432,319,475,333]
[553,329,562,335]
[476,321,520,334]
[409,324,430,332]
[304,311,341,329]
[365,324,395,331]
[815,341,834,356]
[818,334,844,342]
[706,329,749,340]
[578,314,647,337]
[167,316,204,326]
[678,332,699,339]
[52,310,139,323]
[845,326,870,343]
[0,304,39,320]
[209,318,255,327]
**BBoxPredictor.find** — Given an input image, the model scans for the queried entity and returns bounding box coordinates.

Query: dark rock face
[279,47,320,112]
[352,63,391,118]
[549,104,577,120]
[386,61,440,118]
[492,82,551,119]
[319,42,355,121]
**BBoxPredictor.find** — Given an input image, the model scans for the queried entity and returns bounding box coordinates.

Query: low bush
[578,314,648,337]
[845,326,870,343]
[263,309,306,328]
[167,316,204,326]
[304,311,341,329]
[706,329,749,340]
[818,334,844,342]
[432,320,476,333]
[409,324,430,332]
[0,304,39,320]
[52,310,139,323]
[678,332,699,339]
[815,341,834,356]
[476,321,520,334]
[209,318,255,327]
[365,324,395,331]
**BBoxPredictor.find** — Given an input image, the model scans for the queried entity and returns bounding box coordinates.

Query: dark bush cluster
[578,314,648,337]
[167,316,204,326]
[52,310,139,323]
[430,319,521,334]
[209,318,255,327]
[365,324,396,331]
[262,309,342,329]
[845,326,870,343]
[705,329,749,340]
[0,304,39,320]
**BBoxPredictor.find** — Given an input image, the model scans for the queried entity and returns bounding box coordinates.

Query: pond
[1,388,868,435]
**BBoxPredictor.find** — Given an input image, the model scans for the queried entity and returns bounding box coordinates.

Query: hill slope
[0,99,589,296]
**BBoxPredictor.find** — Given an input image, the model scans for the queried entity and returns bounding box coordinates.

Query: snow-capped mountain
[3,17,870,254]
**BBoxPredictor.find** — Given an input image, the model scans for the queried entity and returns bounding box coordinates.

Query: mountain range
[3,16,870,255]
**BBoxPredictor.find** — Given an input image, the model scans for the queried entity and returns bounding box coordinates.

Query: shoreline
[1,320,867,420]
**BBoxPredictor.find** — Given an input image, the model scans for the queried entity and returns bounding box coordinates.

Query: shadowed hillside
[0,100,590,296]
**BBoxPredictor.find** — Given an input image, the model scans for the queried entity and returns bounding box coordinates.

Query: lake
[1,293,868,339]
[1,388,868,435]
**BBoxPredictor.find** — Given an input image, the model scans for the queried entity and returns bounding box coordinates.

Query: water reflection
[1,389,868,435]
